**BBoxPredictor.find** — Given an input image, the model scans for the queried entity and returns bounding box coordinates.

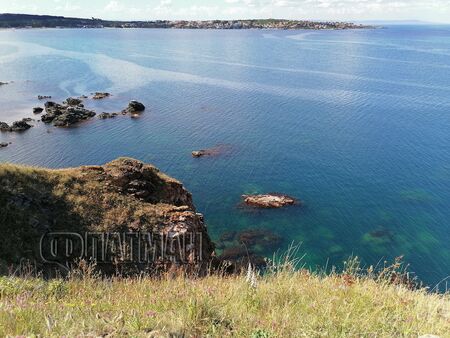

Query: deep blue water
[1,26,450,286]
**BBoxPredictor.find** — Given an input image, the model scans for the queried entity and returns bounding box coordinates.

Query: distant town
[0,14,371,30]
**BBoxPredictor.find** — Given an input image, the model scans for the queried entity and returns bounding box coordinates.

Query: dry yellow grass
[0,265,449,337]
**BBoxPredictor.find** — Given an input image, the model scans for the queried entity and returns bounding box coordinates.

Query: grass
[0,257,449,337]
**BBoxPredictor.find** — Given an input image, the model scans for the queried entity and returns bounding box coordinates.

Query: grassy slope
[0,269,449,337]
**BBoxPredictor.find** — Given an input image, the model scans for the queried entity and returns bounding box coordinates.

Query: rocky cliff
[0,158,215,275]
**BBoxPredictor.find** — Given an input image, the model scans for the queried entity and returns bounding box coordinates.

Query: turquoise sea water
[0,26,450,286]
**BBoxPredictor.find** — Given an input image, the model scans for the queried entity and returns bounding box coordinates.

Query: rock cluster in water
[41,99,96,127]
[38,95,51,100]
[242,194,297,208]
[0,119,33,132]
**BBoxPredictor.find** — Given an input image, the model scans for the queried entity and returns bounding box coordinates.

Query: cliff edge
[0,158,215,274]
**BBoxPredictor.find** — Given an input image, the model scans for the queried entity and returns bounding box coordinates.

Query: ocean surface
[1,26,449,286]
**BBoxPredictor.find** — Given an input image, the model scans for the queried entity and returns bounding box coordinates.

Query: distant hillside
[0,13,370,29]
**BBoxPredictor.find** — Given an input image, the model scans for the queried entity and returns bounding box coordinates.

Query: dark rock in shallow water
[98,112,118,119]
[33,107,43,114]
[0,142,8,148]
[123,100,145,114]
[242,193,297,208]
[64,97,83,106]
[38,95,51,100]
[92,92,110,100]
[0,81,9,86]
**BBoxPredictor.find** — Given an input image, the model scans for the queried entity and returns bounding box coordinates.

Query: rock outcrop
[33,107,44,114]
[0,158,215,275]
[41,99,96,127]
[242,194,297,208]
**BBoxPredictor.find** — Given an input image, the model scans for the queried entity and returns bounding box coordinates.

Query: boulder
[242,194,297,208]
[33,107,44,114]
[123,100,145,114]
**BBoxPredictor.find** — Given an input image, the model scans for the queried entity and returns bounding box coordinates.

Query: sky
[1,0,450,23]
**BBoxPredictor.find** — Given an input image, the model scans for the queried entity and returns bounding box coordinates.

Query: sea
[1,25,449,287]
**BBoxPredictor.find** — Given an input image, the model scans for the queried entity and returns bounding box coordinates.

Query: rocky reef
[0,158,215,275]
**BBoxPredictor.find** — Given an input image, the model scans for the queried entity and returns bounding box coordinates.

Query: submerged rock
[122,100,145,114]
[242,194,297,208]
[33,107,44,114]
[238,228,283,250]
[92,92,111,100]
